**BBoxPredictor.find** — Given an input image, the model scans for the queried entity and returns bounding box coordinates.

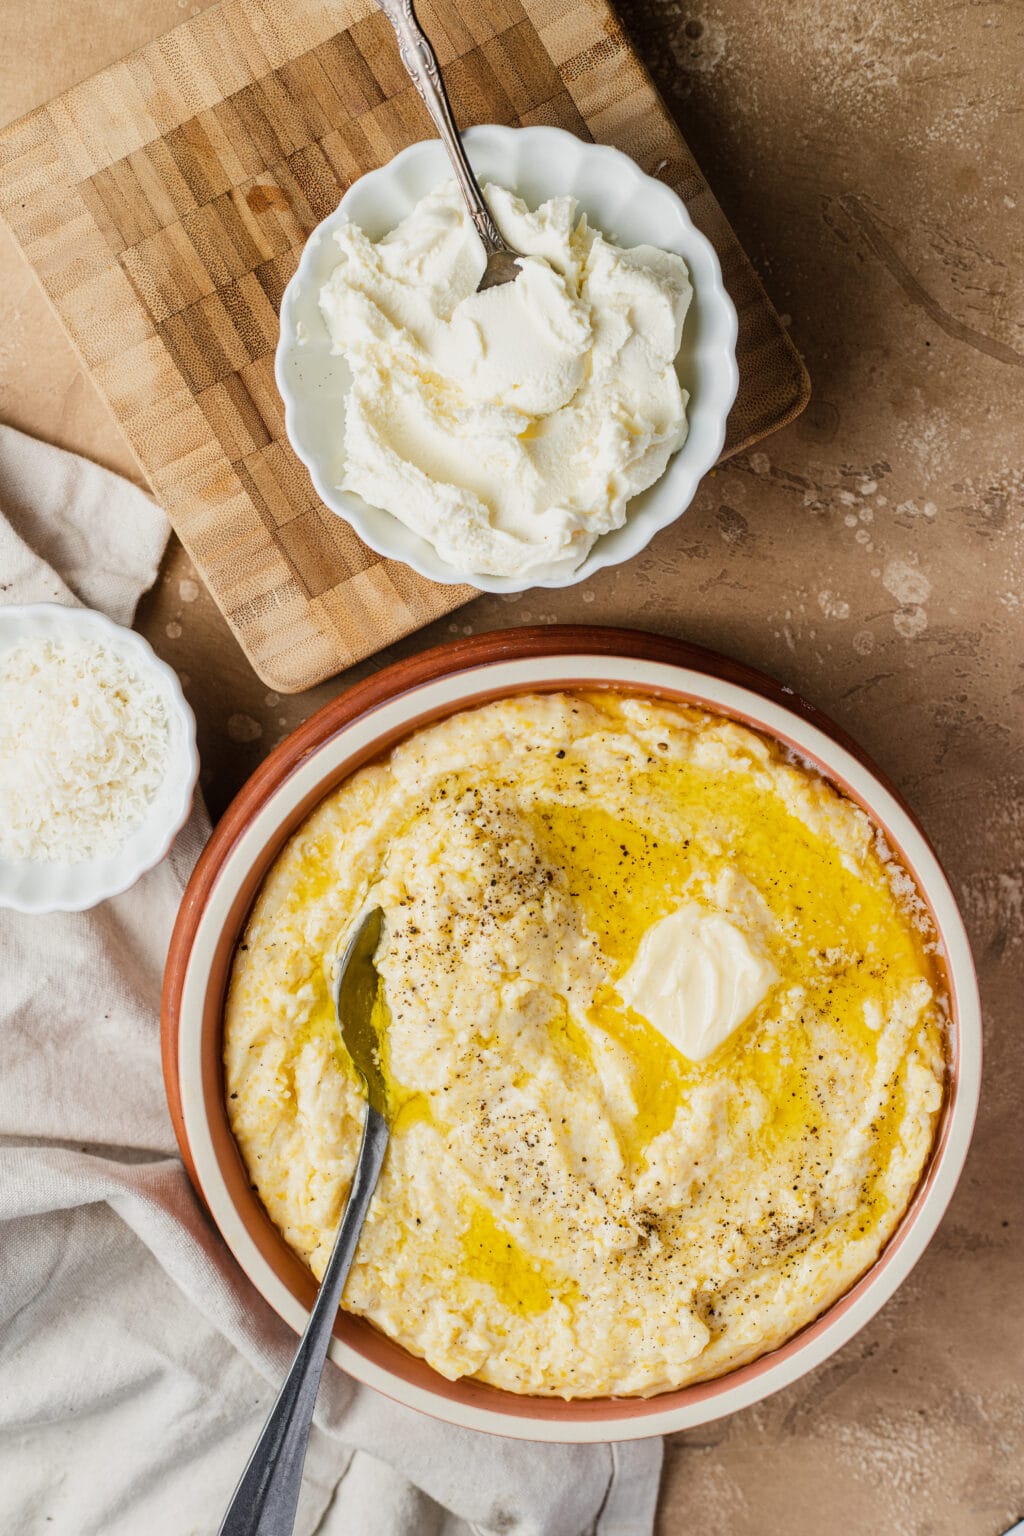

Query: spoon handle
[217,1105,390,1536]
[378,0,508,256]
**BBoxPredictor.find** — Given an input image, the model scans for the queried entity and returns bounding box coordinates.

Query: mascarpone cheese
[619,902,778,1061]
[318,183,692,578]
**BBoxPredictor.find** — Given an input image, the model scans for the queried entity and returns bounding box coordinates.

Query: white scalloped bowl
[0,604,198,915]
[276,125,739,593]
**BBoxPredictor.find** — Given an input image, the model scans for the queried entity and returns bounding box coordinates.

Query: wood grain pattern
[0,0,808,691]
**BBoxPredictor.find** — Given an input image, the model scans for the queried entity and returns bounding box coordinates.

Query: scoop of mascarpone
[318,182,692,579]
[619,902,778,1062]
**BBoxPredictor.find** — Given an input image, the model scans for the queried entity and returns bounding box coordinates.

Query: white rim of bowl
[275,124,740,593]
[177,653,981,1441]
[0,603,198,914]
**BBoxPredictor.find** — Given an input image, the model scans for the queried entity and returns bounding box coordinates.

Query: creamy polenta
[224,693,946,1398]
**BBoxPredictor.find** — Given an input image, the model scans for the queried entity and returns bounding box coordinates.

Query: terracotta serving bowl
[162,627,981,1442]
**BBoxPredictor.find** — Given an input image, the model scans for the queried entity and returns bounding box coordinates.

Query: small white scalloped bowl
[0,604,198,915]
[276,125,739,592]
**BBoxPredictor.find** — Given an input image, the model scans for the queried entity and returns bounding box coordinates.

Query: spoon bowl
[334,904,388,1115]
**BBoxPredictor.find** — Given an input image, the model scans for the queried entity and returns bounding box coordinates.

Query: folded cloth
[0,426,663,1536]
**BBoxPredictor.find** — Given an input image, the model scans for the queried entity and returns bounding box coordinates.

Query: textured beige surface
[1,1,1022,1532]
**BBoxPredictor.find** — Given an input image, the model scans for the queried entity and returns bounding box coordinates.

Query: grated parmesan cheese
[0,635,171,864]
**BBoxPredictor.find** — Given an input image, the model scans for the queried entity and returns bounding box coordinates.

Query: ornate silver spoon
[378,0,522,290]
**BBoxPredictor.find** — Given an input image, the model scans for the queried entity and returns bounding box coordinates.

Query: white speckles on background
[895,499,937,520]
[881,558,931,637]
[882,557,932,607]
[818,590,851,620]
[226,713,262,744]
[894,412,958,479]
[178,578,200,602]
[893,604,929,638]
[165,621,182,639]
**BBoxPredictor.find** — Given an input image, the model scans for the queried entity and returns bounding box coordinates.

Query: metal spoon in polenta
[217,906,389,1536]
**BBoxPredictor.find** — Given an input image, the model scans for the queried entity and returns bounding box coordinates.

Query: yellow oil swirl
[460,1203,578,1317]
[293,958,433,1132]
[528,755,943,1187]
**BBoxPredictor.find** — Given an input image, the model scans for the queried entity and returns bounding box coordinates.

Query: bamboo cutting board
[0,0,808,692]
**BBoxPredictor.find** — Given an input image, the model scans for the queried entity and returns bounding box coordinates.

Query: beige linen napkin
[0,425,663,1536]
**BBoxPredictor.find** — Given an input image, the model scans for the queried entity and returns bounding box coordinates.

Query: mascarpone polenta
[224,692,946,1398]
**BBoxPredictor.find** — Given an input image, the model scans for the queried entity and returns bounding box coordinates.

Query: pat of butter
[618,903,777,1062]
